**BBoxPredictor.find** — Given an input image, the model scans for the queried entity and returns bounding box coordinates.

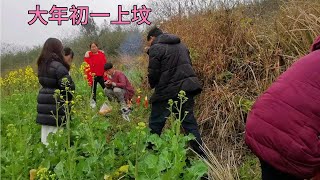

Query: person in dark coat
[245,35,320,180]
[36,38,75,145]
[146,27,204,156]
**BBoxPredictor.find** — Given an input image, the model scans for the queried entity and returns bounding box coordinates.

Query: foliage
[1,65,207,180]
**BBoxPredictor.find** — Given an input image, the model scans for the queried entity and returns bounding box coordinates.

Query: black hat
[104,62,113,70]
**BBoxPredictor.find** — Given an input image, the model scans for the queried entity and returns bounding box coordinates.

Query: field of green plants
[0,62,209,180]
[1,0,319,179]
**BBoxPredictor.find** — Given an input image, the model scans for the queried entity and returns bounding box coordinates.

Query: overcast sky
[1,0,149,48]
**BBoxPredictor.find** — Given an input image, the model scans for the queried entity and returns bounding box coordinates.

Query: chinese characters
[28,5,152,26]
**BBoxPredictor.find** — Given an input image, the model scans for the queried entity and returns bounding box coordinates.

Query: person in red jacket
[84,42,107,108]
[103,62,135,114]
[245,35,320,180]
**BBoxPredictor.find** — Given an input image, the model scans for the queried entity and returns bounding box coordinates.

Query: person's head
[37,38,69,72]
[104,62,115,76]
[147,27,163,46]
[63,47,74,66]
[89,42,99,53]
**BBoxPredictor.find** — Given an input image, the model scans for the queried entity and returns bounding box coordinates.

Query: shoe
[121,108,131,122]
[90,99,96,109]
[121,107,131,115]
[122,114,130,122]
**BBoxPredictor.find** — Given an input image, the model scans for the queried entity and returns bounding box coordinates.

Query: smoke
[119,31,143,56]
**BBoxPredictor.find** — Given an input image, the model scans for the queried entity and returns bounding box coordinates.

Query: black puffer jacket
[36,56,75,126]
[148,33,202,103]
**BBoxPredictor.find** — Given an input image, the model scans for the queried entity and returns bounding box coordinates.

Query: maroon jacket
[245,36,320,179]
[109,70,135,101]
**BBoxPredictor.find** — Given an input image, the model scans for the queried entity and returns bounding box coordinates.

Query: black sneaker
[121,108,131,122]
[121,108,131,115]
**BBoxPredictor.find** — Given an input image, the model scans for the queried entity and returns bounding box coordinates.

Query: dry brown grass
[150,0,320,176]
[197,143,239,180]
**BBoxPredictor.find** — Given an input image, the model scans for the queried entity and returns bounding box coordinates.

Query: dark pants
[92,76,105,101]
[149,94,204,156]
[260,159,302,180]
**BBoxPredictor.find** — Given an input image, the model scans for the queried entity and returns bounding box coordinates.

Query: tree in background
[80,16,99,38]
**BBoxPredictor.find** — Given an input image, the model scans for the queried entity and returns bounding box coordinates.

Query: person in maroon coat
[245,35,320,180]
[103,62,135,114]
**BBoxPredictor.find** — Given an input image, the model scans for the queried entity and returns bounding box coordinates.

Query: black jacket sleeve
[148,45,166,89]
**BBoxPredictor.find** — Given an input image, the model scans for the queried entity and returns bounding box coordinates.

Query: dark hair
[104,62,113,70]
[37,38,70,73]
[64,47,74,58]
[89,42,98,48]
[147,27,163,41]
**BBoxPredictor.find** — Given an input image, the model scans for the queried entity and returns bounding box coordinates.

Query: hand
[105,80,111,85]
[144,46,150,53]
[105,80,112,88]
[84,51,90,58]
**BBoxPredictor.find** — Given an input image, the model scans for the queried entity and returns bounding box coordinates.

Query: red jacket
[108,70,135,101]
[84,50,107,86]
[245,36,320,179]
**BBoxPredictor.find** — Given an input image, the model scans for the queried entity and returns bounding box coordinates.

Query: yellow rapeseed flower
[104,174,112,180]
[138,122,146,128]
[118,165,129,173]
